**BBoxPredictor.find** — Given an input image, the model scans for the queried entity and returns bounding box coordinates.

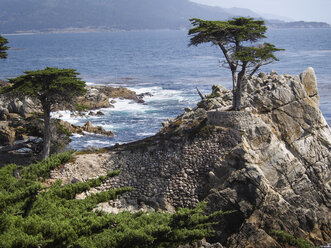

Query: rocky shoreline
[0,83,149,166]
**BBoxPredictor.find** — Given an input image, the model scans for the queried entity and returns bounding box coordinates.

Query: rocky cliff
[50,68,330,247]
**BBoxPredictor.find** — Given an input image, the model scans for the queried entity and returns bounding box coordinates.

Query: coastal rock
[58,120,114,137]
[82,121,114,136]
[75,87,111,110]
[0,121,15,145]
[74,85,145,110]
[206,68,331,247]
[300,67,319,105]
[0,94,39,117]
[49,68,330,247]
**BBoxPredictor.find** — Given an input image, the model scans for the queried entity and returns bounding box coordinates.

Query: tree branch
[196,87,206,100]
[218,43,235,71]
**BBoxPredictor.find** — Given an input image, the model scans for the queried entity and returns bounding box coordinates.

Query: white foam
[86,139,113,146]
[127,86,162,95]
[86,82,97,86]
[98,124,115,131]
[71,133,84,138]
[136,132,156,137]
[128,86,185,102]
[51,111,82,125]
[110,99,155,112]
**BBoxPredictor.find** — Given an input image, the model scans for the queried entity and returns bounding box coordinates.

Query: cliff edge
[50,68,331,247]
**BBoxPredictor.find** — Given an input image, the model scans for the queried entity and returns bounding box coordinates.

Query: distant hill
[266,20,331,28]
[0,0,329,34]
[0,0,256,33]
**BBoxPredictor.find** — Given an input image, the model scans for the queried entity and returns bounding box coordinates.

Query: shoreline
[3,26,331,36]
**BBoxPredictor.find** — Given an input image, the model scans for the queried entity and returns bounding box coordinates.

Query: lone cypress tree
[0,35,9,60]
[2,67,86,159]
[188,17,283,110]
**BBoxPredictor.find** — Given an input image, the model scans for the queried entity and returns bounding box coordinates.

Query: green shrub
[0,152,231,247]
[271,230,317,248]
[20,150,75,180]
[73,103,90,112]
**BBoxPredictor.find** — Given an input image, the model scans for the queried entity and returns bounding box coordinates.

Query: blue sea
[1,29,331,149]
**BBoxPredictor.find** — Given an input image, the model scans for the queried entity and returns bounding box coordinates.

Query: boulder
[58,120,114,137]
[0,121,15,145]
[70,85,146,111]
[300,67,319,105]
[96,111,105,116]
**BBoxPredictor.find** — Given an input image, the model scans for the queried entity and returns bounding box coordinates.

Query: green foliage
[188,17,283,110]
[20,151,75,180]
[0,35,9,59]
[72,202,231,248]
[73,103,90,112]
[0,153,231,247]
[271,230,317,248]
[3,67,86,106]
[189,17,267,47]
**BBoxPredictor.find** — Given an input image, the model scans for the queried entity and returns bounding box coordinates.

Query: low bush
[0,152,231,248]
[271,230,317,248]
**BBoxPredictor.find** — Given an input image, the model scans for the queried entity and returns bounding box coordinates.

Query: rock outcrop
[58,120,114,137]
[50,68,330,247]
[72,85,146,110]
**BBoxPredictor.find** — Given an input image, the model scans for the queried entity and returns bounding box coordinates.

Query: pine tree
[188,17,284,110]
[1,67,86,159]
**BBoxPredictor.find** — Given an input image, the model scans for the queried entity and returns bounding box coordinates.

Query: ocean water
[1,29,331,149]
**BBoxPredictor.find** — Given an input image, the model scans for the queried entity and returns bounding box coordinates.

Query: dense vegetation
[0,152,231,247]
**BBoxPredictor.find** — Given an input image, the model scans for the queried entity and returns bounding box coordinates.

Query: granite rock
[49,68,330,247]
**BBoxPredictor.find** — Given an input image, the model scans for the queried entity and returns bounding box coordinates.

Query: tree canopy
[0,35,9,60]
[188,17,283,110]
[1,67,86,159]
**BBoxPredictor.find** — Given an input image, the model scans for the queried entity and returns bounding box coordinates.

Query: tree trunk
[234,81,242,111]
[196,87,206,100]
[41,102,51,160]
[231,70,238,111]
[234,66,247,111]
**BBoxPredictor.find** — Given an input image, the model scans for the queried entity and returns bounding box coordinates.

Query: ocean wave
[136,132,156,137]
[110,99,156,112]
[128,86,185,103]
[51,111,82,125]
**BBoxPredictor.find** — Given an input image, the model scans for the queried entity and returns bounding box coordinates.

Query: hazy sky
[190,0,331,24]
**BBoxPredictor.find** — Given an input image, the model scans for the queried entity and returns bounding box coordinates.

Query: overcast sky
[190,0,331,24]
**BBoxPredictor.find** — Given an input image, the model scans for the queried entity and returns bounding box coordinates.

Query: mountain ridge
[1,0,329,34]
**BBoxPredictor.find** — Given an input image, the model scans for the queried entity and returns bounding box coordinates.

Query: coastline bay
[1,29,330,149]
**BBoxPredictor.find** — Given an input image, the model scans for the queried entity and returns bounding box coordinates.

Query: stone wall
[51,127,242,211]
[105,128,241,210]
